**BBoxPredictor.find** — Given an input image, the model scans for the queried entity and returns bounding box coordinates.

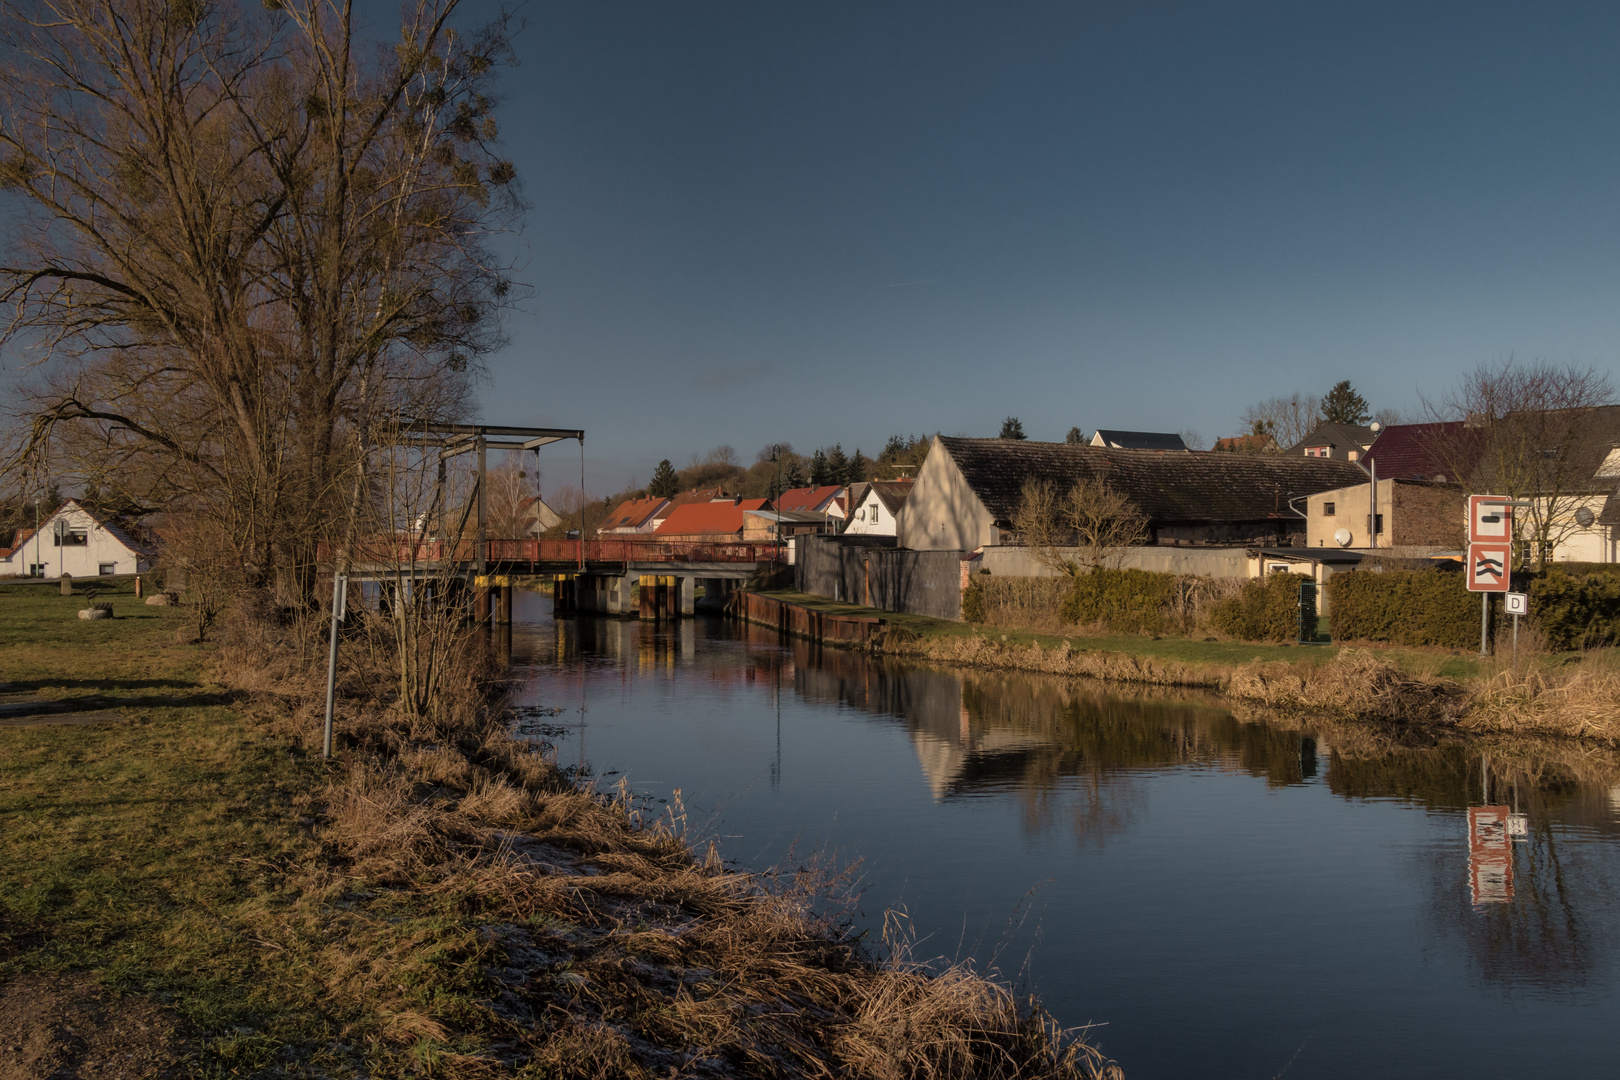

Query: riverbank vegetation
[1,579,1121,1078]
[757,585,1620,744]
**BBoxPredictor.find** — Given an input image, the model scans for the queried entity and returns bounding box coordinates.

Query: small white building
[0,500,152,578]
[842,480,912,537]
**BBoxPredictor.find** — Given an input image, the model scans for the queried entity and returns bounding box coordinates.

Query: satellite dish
[1575,506,1596,528]
[1334,528,1353,547]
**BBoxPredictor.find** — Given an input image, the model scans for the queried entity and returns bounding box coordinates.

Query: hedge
[1326,567,1620,651]
[1061,568,1182,635]
[1529,570,1620,650]
[1327,570,1477,649]
[1209,573,1301,642]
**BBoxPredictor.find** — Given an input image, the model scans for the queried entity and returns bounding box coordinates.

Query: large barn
[897,436,1368,551]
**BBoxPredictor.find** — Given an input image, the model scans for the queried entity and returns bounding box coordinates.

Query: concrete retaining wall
[796,536,965,621]
[978,545,1249,579]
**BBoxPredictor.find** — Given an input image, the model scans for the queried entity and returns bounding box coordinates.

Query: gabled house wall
[895,440,995,551]
[0,501,151,578]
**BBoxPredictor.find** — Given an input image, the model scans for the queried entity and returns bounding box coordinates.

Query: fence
[796,536,965,621]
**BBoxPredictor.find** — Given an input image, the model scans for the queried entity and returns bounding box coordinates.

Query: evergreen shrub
[960,578,985,623]
[1060,568,1180,635]
[1209,573,1302,642]
[1327,570,1476,648]
[1529,570,1620,650]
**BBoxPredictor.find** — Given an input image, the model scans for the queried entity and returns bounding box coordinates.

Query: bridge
[342,536,786,620]
[329,421,786,621]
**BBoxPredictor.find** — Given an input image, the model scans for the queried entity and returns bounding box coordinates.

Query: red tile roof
[601,496,670,530]
[0,526,36,558]
[776,486,842,513]
[654,498,770,537]
[1213,434,1278,453]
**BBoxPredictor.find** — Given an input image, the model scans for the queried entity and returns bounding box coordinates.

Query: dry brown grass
[1462,666,1620,742]
[213,602,1120,1079]
[1226,648,1469,725]
[897,632,1221,689]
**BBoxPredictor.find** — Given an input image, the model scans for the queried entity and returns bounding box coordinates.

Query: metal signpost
[1504,591,1528,670]
[323,571,347,760]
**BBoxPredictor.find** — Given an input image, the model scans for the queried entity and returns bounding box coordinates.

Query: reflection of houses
[0,500,152,578]
[842,480,912,537]
[899,436,1366,551]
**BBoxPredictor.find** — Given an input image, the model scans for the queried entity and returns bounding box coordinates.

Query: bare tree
[1066,476,1149,570]
[1011,475,1150,573]
[1011,478,1069,574]
[1240,392,1323,449]
[1422,360,1617,568]
[484,455,539,539]
[1179,429,1206,451]
[0,0,520,603]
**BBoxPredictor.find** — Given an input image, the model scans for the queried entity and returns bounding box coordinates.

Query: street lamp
[1367,421,1382,548]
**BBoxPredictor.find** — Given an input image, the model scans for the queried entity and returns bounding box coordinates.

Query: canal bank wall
[735,589,884,646]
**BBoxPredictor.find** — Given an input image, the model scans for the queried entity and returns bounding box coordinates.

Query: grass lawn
[758,587,1488,680]
[0,579,375,1075]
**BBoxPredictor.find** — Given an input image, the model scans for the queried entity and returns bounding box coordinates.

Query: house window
[1322,502,1336,516]
[29,564,46,577]
[1375,514,1384,534]
[99,563,117,575]
[53,528,87,546]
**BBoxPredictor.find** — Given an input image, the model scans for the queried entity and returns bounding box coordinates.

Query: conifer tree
[648,459,679,498]
[809,449,831,486]
[1000,417,1028,440]
[784,459,807,490]
[1320,381,1371,425]
[1065,426,1085,445]
[847,448,871,484]
[825,444,850,485]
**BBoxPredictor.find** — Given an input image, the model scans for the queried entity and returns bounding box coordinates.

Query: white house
[0,500,152,578]
[842,480,912,537]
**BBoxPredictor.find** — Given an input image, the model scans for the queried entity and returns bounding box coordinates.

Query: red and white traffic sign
[1468,494,1512,543]
[1467,542,1511,592]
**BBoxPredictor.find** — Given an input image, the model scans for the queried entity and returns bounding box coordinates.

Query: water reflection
[510,603,1620,1079]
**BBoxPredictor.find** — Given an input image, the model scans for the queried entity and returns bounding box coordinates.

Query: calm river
[506,594,1620,1079]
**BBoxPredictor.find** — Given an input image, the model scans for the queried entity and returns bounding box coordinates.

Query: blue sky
[453,2,1620,490]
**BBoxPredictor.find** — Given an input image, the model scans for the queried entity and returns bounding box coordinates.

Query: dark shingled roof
[1092,429,1188,451]
[1362,422,1482,481]
[1286,423,1376,457]
[866,480,913,515]
[938,437,1367,525]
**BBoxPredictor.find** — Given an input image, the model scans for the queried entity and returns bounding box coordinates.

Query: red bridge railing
[327,537,779,566]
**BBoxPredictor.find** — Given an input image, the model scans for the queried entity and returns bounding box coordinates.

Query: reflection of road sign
[1468,494,1513,543]
[1467,543,1511,592]
[1468,806,1515,905]
[1504,592,1528,615]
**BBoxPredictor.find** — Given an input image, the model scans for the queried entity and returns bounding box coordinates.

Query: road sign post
[1466,496,1517,656]
[1504,591,1528,670]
